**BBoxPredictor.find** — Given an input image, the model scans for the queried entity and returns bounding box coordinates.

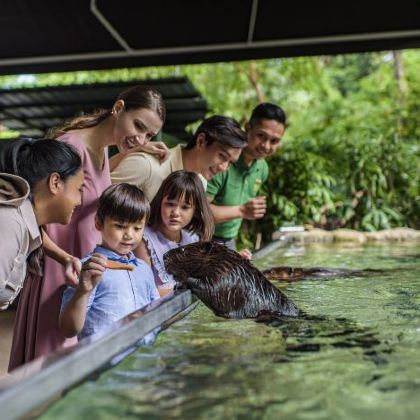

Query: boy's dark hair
[249,103,287,128]
[96,183,150,225]
[185,115,247,150]
[0,137,81,191]
[149,170,214,241]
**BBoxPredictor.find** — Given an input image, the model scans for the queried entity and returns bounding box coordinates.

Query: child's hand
[64,256,82,287]
[238,249,252,260]
[77,253,107,294]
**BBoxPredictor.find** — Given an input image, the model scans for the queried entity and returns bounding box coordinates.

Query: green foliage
[0,130,19,139]
[233,52,419,247]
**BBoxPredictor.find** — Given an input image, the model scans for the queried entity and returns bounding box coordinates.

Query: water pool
[41,242,420,419]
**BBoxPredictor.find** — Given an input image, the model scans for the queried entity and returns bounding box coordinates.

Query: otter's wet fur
[262,266,386,282]
[164,241,299,320]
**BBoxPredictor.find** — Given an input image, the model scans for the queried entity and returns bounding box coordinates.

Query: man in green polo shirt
[207,103,287,254]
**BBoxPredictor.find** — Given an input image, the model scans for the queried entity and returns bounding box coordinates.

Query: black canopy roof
[0,77,207,140]
[1,0,420,76]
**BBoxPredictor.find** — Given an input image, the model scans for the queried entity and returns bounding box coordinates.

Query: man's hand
[77,253,107,294]
[240,196,267,220]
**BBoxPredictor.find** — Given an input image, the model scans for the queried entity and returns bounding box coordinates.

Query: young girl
[0,138,83,310]
[60,183,159,339]
[136,170,214,296]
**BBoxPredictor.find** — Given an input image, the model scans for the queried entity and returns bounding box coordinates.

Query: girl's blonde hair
[149,170,214,241]
[49,85,166,138]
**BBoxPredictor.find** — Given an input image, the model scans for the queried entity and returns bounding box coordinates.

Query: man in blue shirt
[60,183,160,339]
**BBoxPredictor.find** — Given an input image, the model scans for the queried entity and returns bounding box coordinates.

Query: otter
[262,266,349,281]
[262,266,385,282]
[163,241,299,320]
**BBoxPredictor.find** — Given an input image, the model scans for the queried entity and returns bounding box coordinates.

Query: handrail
[0,290,196,420]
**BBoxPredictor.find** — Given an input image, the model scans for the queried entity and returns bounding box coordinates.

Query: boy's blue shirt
[61,245,160,340]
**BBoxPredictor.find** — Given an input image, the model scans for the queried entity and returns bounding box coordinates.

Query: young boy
[60,183,160,339]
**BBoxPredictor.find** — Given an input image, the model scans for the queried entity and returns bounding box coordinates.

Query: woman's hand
[109,140,170,171]
[64,256,82,287]
[140,141,169,162]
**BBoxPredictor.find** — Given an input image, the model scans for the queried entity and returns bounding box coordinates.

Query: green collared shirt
[207,154,269,239]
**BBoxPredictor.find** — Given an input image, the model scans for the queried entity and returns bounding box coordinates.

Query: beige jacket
[111,145,207,201]
[0,173,42,310]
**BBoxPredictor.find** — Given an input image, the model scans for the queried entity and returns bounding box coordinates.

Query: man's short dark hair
[186,115,247,149]
[249,103,287,128]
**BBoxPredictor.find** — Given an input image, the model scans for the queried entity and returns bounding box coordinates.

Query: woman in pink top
[9,85,166,370]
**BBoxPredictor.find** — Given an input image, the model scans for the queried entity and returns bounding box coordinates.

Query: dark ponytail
[0,138,82,190]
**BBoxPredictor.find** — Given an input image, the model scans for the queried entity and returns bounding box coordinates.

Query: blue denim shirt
[61,245,160,340]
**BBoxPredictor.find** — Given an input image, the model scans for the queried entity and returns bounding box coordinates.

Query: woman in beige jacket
[0,138,83,310]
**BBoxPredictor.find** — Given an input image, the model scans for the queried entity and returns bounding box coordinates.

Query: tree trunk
[392,50,407,96]
[247,62,265,104]
[234,61,265,103]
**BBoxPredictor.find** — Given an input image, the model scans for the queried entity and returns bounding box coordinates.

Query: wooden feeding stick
[106,260,135,271]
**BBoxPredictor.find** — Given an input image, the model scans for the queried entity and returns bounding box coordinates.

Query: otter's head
[164,241,243,284]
